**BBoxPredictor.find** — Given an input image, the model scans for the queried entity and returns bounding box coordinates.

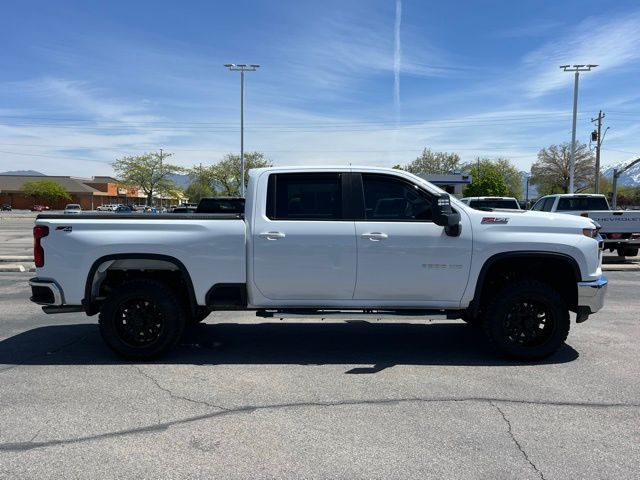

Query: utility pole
[590,111,608,193]
[158,148,164,207]
[224,63,260,197]
[560,64,597,193]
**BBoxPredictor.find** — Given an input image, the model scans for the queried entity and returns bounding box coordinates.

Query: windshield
[65,205,81,210]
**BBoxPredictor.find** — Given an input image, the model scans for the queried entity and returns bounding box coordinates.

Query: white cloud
[522,11,640,97]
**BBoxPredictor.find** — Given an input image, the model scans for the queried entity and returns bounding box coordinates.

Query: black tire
[482,279,570,361]
[99,279,186,359]
[622,247,638,258]
[188,307,211,325]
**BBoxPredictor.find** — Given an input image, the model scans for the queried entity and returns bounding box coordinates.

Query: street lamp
[224,63,260,197]
[560,64,597,193]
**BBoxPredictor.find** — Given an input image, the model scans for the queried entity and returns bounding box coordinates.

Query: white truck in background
[531,193,640,257]
[29,166,607,361]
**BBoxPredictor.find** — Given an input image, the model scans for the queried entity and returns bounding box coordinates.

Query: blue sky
[1,0,640,177]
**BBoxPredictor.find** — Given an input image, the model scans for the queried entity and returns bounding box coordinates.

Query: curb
[0,256,34,263]
[602,264,640,272]
[0,264,26,272]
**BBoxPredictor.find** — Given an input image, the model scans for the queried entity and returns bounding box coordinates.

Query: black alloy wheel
[502,300,556,347]
[483,279,570,361]
[99,279,186,359]
[114,298,166,347]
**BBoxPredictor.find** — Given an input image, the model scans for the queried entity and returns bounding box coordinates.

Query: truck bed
[34,214,247,306]
[38,213,243,220]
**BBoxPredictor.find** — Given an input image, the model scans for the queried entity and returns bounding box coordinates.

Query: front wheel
[99,279,186,359]
[482,280,570,361]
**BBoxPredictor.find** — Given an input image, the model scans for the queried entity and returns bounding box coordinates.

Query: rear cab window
[266,173,343,220]
[557,197,609,211]
[468,199,519,209]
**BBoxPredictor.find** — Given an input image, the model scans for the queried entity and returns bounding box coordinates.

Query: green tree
[530,142,595,194]
[462,158,522,198]
[184,182,214,203]
[208,152,272,196]
[400,149,461,174]
[462,162,509,197]
[113,151,184,205]
[494,158,522,199]
[21,180,71,205]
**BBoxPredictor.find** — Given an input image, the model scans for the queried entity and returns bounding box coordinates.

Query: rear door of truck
[251,171,357,300]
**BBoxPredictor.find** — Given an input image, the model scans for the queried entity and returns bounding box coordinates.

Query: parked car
[1,203,11,211]
[29,166,606,362]
[196,197,245,215]
[171,207,196,213]
[459,197,521,210]
[31,205,46,212]
[63,204,82,215]
[96,204,116,212]
[143,206,158,214]
[531,193,640,257]
[115,205,132,213]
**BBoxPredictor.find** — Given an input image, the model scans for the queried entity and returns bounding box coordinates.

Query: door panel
[354,221,471,302]
[353,173,472,303]
[252,172,357,300]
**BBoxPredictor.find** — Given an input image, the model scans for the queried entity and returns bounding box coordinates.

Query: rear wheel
[99,279,186,359]
[618,247,638,258]
[482,279,570,361]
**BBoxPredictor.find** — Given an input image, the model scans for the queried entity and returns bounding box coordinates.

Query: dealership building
[0,175,151,210]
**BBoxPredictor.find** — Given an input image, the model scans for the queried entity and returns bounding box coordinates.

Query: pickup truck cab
[29,166,607,361]
[532,193,640,257]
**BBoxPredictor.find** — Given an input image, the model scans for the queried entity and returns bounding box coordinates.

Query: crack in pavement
[0,334,88,375]
[130,364,229,411]
[491,400,545,480]
[0,395,638,453]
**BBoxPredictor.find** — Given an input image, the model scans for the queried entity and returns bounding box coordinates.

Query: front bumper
[577,275,608,314]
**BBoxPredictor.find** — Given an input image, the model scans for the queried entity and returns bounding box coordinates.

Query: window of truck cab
[266,173,345,220]
[358,173,435,222]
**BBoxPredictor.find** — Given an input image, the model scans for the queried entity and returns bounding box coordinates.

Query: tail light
[33,225,49,267]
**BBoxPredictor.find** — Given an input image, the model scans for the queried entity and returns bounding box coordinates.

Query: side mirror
[433,193,461,236]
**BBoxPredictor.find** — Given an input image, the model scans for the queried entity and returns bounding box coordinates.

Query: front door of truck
[352,173,472,304]
[252,172,357,300]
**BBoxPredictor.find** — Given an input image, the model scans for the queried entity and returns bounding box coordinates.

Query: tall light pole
[560,64,597,193]
[224,63,260,197]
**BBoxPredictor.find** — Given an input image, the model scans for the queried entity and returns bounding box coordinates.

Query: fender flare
[470,251,581,316]
[83,253,198,316]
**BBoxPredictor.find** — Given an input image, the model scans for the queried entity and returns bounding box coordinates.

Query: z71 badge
[55,226,73,232]
[481,217,509,224]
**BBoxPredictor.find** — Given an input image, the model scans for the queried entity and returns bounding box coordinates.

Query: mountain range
[0,170,45,176]
[602,157,640,186]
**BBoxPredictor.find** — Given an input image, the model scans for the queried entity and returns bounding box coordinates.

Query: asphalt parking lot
[0,215,639,479]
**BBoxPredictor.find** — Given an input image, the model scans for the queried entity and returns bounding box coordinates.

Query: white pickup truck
[29,166,607,361]
[531,193,640,257]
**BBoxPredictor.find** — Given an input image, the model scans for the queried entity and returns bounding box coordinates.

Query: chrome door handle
[361,232,388,241]
[258,231,286,240]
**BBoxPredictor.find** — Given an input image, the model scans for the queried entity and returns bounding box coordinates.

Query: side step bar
[42,305,85,314]
[256,309,463,320]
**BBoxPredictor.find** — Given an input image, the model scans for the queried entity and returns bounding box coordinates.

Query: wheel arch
[470,251,581,317]
[83,253,198,316]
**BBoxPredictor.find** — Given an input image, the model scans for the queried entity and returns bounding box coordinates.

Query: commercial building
[418,173,472,197]
[0,175,180,210]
